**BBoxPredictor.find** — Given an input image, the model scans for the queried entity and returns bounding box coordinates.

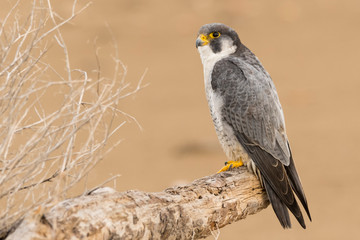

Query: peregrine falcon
[195,23,311,229]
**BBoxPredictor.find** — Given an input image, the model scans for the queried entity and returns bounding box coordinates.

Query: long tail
[263,178,292,228]
[284,149,312,221]
[262,176,306,228]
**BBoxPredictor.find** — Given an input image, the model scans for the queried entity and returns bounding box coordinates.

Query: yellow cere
[200,34,209,45]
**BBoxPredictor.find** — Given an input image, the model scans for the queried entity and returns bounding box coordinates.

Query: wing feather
[211,56,310,228]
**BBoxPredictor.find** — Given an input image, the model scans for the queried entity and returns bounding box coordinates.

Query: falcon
[195,23,311,228]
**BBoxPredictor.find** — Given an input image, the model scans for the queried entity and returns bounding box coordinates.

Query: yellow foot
[217,160,244,173]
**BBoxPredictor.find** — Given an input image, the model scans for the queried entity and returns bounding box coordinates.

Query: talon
[217,159,244,173]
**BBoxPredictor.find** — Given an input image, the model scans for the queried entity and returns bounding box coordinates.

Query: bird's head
[196,23,241,62]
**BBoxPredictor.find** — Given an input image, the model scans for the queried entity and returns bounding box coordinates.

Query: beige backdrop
[3,0,360,239]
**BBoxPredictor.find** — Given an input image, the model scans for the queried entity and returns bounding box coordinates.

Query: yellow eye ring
[209,32,221,38]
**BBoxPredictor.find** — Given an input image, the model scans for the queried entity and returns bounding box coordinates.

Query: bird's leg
[217,159,244,173]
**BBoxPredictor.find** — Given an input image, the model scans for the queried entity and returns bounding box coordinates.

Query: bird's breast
[205,76,251,165]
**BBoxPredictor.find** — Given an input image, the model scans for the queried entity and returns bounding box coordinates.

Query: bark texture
[5,167,269,240]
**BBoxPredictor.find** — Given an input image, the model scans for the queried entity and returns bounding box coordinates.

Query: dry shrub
[0,0,144,232]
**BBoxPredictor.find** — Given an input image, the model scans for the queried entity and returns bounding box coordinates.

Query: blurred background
[2,0,360,239]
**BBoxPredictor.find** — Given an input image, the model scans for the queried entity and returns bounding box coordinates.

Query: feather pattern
[211,53,310,228]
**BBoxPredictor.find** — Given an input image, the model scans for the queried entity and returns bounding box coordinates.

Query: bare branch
[5,168,269,240]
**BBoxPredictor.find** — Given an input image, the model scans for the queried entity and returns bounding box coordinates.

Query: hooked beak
[196,34,209,48]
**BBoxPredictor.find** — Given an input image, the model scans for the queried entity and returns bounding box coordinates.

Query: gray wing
[211,57,289,164]
[211,57,311,228]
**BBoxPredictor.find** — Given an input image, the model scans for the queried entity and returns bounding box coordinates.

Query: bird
[195,23,311,229]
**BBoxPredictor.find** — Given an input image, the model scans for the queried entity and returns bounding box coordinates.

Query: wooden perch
[6,167,269,240]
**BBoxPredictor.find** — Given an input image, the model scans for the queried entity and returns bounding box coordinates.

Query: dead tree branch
[5,167,269,240]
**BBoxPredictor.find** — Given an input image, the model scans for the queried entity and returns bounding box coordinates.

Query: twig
[0,170,60,199]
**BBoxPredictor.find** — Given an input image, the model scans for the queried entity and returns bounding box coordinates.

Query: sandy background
[3,0,360,239]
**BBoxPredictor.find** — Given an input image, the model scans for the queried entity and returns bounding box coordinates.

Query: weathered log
[6,167,269,240]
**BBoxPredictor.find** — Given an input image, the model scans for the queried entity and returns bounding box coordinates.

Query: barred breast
[205,79,251,164]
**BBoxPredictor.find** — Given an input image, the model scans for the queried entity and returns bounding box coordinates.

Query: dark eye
[210,32,221,38]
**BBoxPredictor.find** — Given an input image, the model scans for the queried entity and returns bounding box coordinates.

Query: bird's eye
[209,32,221,38]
